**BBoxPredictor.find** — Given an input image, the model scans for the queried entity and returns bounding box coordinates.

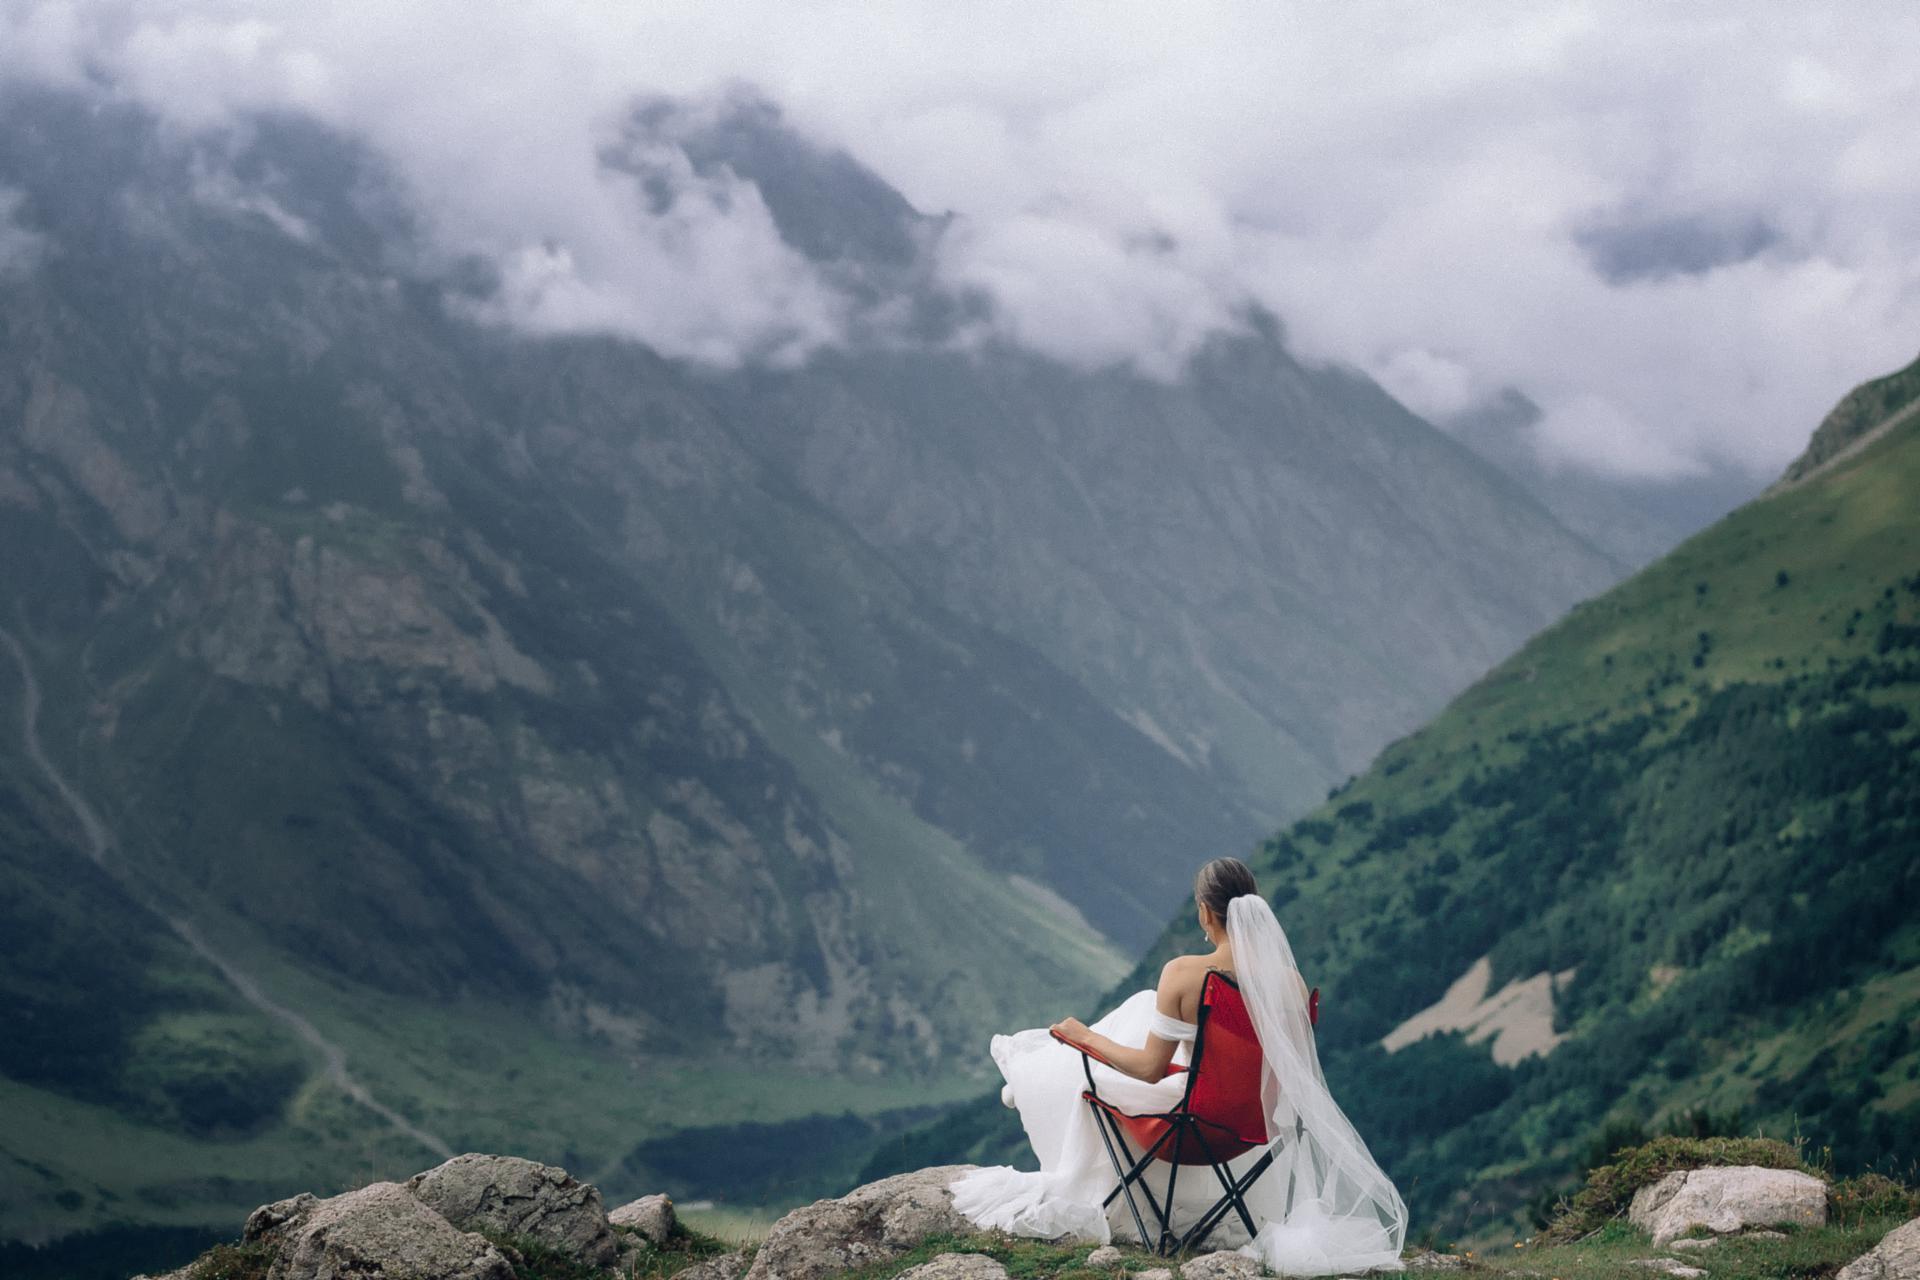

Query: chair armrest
[1050,1025,1120,1068]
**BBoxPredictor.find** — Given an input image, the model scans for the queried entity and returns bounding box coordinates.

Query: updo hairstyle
[1194,856,1259,923]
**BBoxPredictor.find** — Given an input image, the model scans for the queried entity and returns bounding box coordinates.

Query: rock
[1406,1249,1469,1270]
[1181,1251,1265,1280]
[610,1192,677,1244]
[1138,1270,1176,1280]
[1628,1260,1706,1279]
[676,1249,753,1280]
[746,1165,979,1280]
[897,1255,1012,1280]
[1670,1238,1717,1252]
[267,1181,513,1280]
[1088,1245,1126,1267]
[409,1152,620,1268]
[1628,1167,1828,1246]
[243,1192,321,1244]
[1837,1216,1920,1280]
[1744,1230,1788,1240]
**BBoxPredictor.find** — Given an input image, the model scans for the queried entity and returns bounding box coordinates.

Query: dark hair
[1194,856,1259,922]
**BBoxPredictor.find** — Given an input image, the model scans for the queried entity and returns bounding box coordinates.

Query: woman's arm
[1051,961,1192,1083]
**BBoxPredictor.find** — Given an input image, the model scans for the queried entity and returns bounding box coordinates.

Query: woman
[948,858,1408,1274]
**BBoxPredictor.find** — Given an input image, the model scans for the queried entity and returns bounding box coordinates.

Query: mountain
[1439,388,1764,572]
[869,353,1920,1241]
[0,87,1626,1244]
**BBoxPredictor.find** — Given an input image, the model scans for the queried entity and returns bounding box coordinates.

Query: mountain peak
[1773,349,1920,490]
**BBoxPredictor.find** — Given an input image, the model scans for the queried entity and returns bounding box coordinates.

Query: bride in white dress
[949,858,1408,1275]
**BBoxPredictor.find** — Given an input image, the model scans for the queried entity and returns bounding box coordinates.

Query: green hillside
[872,354,1920,1241]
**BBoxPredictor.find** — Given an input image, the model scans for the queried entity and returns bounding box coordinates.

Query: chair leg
[1179,1145,1275,1254]
[1197,1129,1261,1241]
[1159,1128,1184,1255]
[1088,1101,1156,1251]
[1117,1122,1178,1240]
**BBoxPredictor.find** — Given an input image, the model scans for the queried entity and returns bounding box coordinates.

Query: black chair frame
[1070,970,1278,1256]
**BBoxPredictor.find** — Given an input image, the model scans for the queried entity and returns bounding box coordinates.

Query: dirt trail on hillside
[0,620,452,1160]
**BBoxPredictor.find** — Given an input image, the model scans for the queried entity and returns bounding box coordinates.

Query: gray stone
[1181,1251,1265,1280]
[1670,1238,1718,1252]
[1087,1245,1126,1267]
[265,1181,513,1280]
[408,1152,619,1268]
[747,1165,979,1280]
[1628,1260,1706,1279]
[1628,1167,1828,1246]
[244,1192,321,1244]
[1138,1270,1176,1280]
[1745,1230,1788,1240]
[610,1192,677,1244]
[675,1249,753,1280]
[1837,1217,1920,1280]
[1405,1249,1469,1270]
[896,1255,1011,1280]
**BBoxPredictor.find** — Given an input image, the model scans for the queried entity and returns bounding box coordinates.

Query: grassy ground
[1473,1217,1911,1280]
[154,1214,1920,1280]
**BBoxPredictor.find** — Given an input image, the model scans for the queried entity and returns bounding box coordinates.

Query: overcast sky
[4,1,1918,481]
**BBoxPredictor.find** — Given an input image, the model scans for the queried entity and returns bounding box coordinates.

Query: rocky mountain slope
[872,353,1920,1239]
[0,86,1625,1245]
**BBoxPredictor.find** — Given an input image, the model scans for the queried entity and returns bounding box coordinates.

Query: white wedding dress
[949,896,1408,1276]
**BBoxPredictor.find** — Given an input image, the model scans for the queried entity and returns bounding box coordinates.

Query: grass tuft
[477,1230,609,1280]
[1827,1172,1920,1227]
[179,1240,277,1280]
[606,1221,747,1280]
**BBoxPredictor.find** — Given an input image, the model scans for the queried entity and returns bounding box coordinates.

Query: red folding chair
[1051,970,1320,1255]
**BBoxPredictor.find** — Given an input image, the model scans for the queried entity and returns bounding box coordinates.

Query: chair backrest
[1182,969,1272,1145]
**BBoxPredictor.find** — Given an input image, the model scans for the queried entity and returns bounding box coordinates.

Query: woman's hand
[1051,1016,1091,1046]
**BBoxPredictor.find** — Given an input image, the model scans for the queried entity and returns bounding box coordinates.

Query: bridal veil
[1226,893,1408,1273]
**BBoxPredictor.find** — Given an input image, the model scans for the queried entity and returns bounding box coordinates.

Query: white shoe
[1001,1083,1017,1109]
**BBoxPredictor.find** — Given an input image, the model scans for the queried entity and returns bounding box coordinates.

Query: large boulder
[265,1181,514,1280]
[1838,1217,1920,1280]
[610,1192,677,1244]
[409,1152,620,1268]
[1628,1166,1828,1245]
[745,1165,980,1280]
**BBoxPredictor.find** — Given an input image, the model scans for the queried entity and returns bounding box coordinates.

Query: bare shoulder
[1156,954,1208,992]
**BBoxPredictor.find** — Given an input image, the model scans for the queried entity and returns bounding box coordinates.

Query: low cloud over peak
[2,1,1917,481]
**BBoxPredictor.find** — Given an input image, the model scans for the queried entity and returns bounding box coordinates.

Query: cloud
[0,187,47,278]
[0,1,845,364]
[2,1,1917,478]
[1573,210,1782,286]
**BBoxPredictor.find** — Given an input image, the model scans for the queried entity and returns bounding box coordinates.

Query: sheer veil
[1227,894,1409,1274]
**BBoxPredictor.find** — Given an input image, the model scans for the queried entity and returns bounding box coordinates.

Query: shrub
[183,1241,277,1280]
[479,1230,609,1280]
[1829,1172,1920,1226]
[1540,1134,1820,1242]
